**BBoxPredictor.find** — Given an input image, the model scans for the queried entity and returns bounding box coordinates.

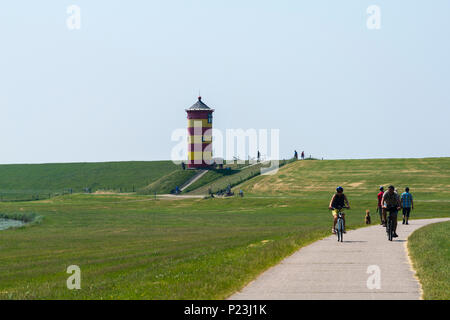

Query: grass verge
[408,221,450,300]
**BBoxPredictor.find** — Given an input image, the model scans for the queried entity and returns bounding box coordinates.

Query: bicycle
[332,206,348,242]
[385,207,399,241]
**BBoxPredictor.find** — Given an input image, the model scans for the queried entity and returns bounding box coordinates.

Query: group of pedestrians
[377,185,414,238]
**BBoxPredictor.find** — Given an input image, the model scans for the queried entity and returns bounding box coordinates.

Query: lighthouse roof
[187,97,213,111]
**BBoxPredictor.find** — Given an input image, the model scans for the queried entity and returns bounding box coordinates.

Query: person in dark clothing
[294,150,298,160]
[328,186,350,234]
[377,186,385,225]
[301,151,305,160]
[381,185,402,237]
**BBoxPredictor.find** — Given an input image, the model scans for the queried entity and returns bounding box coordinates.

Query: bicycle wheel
[338,219,344,242]
[387,216,393,241]
[336,218,340,242]
[389,218,394,241]
[336,223,340,242]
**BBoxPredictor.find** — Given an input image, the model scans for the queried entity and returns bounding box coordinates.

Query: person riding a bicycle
[382,185,402,238]
[329,186,350,234]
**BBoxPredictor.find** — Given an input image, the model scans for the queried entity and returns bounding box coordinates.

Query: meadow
[0,158,448,299]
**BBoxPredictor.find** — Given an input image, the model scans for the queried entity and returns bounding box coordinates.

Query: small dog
[365,210,371,224]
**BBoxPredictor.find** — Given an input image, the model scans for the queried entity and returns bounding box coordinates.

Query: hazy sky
[1,0,449,164]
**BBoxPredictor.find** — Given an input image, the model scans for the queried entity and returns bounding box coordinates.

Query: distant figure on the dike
[181,162,186,170]
[301,151,305,160]
[257,150,261,163]
[294,150,298,160]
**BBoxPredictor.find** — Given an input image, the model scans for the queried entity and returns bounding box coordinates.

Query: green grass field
[237,157,450,200]
[0,157,449,299]
[408,221,450,300]
[0,161,179,200]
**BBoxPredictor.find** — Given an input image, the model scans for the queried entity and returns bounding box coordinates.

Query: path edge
[404,219,450,301]
[404,240,424,300]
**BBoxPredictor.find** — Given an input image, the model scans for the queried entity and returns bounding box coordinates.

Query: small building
[186,96,214,169]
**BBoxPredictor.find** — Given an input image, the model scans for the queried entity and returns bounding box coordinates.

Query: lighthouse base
[187,163,214,169]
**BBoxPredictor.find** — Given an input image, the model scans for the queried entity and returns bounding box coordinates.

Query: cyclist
[382,185,402,238]
[329,186,350,234]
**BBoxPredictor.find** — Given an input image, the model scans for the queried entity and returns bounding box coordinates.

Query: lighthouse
[186,96,214,169]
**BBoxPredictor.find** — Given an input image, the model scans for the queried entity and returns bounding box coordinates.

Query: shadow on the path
[343,241,368,243]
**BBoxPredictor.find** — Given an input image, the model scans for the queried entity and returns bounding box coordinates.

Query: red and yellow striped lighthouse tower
[186,96,214,169]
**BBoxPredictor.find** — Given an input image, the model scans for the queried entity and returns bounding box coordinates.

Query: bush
[0,212,39,223]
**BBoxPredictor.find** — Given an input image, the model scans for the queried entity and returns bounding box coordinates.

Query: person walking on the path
[301,151,305,160]
[382,185,402,237]
[401,187,414,225]
[377,186,385,225]
[329,186,350,234]
[294,150,298,160]
[257,150,261,163]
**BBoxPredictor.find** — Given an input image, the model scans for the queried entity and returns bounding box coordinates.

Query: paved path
[230,218,450,300]
[180,170,208,192]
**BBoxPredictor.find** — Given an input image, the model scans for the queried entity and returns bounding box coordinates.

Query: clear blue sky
[1,0,449,164]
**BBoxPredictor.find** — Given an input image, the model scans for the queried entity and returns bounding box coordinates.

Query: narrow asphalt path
[230,218,450,300]
[180,170,208,192]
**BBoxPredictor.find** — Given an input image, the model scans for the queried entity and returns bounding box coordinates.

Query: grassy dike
[408,221,450,300]
[238,157,450,200]
[0,161,179,199]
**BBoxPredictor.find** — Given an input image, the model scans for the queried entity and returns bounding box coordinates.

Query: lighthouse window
[207,114,212,124]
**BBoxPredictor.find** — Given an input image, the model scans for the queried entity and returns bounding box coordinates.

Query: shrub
[0,212,39,223]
